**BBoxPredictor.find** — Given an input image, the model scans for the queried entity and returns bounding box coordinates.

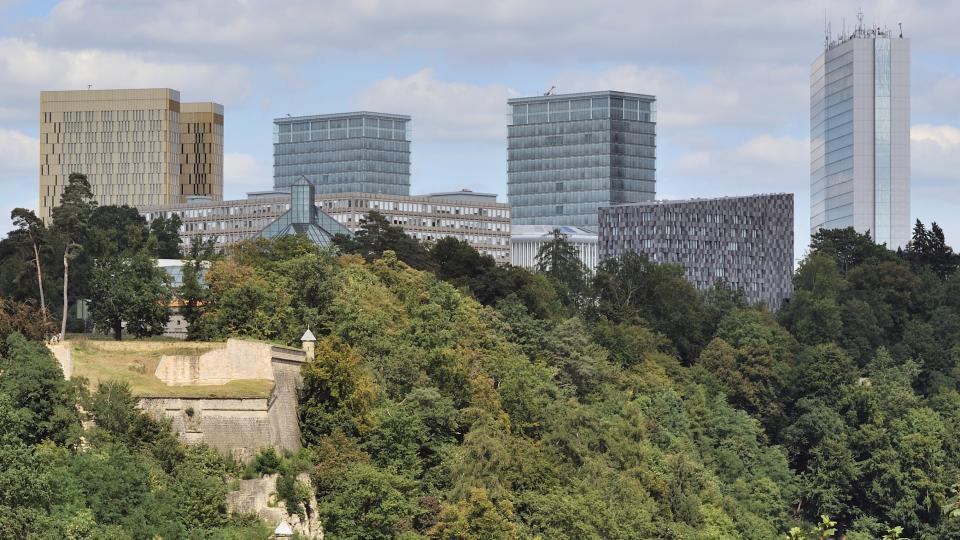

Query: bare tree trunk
[113,319,122,341]
[33,241,47,323]
[61,252,69,338]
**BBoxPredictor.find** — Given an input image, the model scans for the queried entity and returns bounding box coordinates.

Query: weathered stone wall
[48,343,72,379]
[226,473,323,539]
[139,397,274,461]
[155,339,274,386]
[139,342,308,462]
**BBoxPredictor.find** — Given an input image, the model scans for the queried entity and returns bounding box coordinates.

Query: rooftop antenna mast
[856,8,865,37]
[899,22,903,38]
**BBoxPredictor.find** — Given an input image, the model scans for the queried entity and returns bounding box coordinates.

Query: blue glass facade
[507,91,656,228]
[273,112,410,196]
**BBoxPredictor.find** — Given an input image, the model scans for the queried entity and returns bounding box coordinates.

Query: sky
[1,0,959,260]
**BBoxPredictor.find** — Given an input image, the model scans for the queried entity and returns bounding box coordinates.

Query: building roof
[508,90,655,104]
[274,111,410,123]
[511,225,598,242]
[257,177,353,246]
[604,193,793,208]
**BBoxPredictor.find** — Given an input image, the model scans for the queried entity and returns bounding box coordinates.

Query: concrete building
[598,194,794,309]
[139,186,511,263]
[507,90,656,228]
[39,88,223,222]
[273,112,411,196]
[511,225,599,271]
[811,15,910,248]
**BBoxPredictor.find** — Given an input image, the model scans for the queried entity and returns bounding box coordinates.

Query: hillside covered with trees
[3,179,960,538]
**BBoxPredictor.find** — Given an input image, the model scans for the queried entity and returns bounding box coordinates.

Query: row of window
[275,138,410,153]
[508,119,656,138]
[508,141,656,160]
[274,150,410,167]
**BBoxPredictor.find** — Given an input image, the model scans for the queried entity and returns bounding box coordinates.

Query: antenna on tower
[856,8,865,37]
[824,9,829,47]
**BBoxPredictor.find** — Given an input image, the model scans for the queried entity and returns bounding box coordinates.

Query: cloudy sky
[1,0,959,259]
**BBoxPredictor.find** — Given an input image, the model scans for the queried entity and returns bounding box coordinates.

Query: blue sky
[2,0,959,260]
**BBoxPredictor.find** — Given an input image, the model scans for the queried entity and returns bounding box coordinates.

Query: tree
[86,380,138,438]
[810,227,893,275]
[149,213,183,259]
[333,211,433,270]
[51,173,96,336]
[0,332,82,445]
[904,220,958,278]
[179,237,214,340]
[299,337,378,443]
[535,229,588,308]
[10,208,48,323]
[88,253,173,340]
[592,251,708,361]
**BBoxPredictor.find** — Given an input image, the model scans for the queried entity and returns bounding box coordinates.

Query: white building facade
[810,19,910,248]
[511,225,599,271]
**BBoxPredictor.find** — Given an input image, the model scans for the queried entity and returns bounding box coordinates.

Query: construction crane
[543,86,556,96]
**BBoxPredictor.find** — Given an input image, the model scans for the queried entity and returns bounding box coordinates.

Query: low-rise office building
[511,225,599,271]
[139,187,511,263]
[598,194,794,309]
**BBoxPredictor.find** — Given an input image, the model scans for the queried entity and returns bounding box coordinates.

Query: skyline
[3,1,960,259]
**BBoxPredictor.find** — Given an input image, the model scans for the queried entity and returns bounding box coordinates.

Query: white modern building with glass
[810,18,910,248]
[510,225,599,271]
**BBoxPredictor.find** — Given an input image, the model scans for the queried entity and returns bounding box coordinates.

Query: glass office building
[507,91,656,228]
[273,112,411,196]
[810,20,910,248]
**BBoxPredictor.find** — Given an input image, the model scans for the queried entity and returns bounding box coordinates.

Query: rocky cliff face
[226,473,323,539]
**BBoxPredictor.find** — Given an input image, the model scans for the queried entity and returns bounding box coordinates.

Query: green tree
[0,332,81,444]
[88,253,173,340]
[904,220,958,278]
[592,251,708,361]
[10,208,49,323]
[810,227,893,274]
[535,229,588,308]
[149,213,184,259]
[51,172,96,336]
[86,380,138,438]
[299,337,378,443]
[334,210,433,270]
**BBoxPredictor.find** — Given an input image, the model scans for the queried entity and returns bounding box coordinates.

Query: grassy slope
[69,339,274,398]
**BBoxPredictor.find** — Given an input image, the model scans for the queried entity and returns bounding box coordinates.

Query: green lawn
[69,339,274,398]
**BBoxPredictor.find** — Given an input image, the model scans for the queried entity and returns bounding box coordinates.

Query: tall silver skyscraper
[507,91,656,228]
[810,16,910,248]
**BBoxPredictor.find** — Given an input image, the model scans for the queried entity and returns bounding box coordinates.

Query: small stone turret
[301,329,317,359]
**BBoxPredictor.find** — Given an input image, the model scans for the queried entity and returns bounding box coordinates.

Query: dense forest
[3,175,960,538]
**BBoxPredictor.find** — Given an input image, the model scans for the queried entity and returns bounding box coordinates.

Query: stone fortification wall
[268,358,305,452]
[226,473,322,539]
[139,397,273,461]
[140,342,308,461]
[48,343,72,379]
[155,339,274,386]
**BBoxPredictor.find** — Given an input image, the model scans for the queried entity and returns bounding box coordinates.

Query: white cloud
[223,152,272,199]
[0,128,40,233]
[356,69,517,141]
[550,63,807,130]
[30,0,960,63]
[912,123,960,185]
[0,37,252,120]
